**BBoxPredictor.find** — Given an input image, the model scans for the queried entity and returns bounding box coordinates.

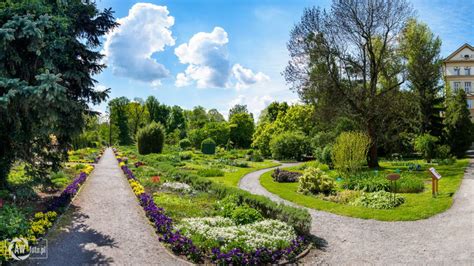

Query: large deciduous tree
[285,1,413,167]
[400,19,443,137]
[0,1,117,188]
[109,97,133,145]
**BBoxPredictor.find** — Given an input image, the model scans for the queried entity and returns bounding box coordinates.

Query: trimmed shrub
[231,205,263,225]
[332,131,370,178]
[269,131,311,161]
[271,168,302,183]
[137,122,165,155]
[198,168,225,177]
[298,167,335,195]
[351,191,405,209]
[201,138,216,155]
[179,138,192,150]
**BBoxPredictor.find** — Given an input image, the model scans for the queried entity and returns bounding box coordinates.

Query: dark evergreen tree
[443,90,473,157]
[0,0,117,188]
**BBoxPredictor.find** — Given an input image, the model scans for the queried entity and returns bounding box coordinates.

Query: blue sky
[93,0,474,118]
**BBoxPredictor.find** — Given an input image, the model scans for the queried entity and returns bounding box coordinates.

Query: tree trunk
[0,160,10,190]
[367,120,379,168]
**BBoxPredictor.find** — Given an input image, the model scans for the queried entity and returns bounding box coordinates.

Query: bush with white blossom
[160,181,193,194]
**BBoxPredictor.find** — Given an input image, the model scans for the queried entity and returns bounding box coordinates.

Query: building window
[465,67,471,76]
[454,67,460,75]
[454,81,461,92]
[466,82,472,94]
[468,99,473,109]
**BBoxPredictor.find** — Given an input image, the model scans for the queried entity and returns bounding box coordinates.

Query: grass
[153,192,217,221]
[260,159,469,221]
[119,145,279,188]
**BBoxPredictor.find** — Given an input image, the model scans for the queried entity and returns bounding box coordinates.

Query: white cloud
[232,64,270,89]
[227,94,274,119]
[103,3,175,83]
[175,27,230,88]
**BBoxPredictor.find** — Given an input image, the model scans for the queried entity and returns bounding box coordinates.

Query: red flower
[151,176,161,183]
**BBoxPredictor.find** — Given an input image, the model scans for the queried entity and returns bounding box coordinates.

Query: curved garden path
[239,162,474,264]
[30,148,187,265]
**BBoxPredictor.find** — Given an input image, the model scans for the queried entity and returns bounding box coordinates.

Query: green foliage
[400,18,444,136]
[216,195,240,218]
[443,90,474,157]
[253,105,316,157]
[109,97,133,145]
[146,96,170,128]
[153,192,217,221]
[344,172,424,193]
[201,138,216,155]
[49,171,69,189]
[343,172,389,192]
[137,122,165,155]
[351,191,405,209]
[319,190,361,204]
[297,167,335,195]
[179,138,192,150]
[168,170,311,235]
[203,122,230,146]
[436,145,451,160]
[269,131,311,161]
[197,168,224,177]
[229,112,255,148]
[0,205,29,239]
[414,134,438,162]
[231,205,263,225]
[247,150,264,162]
[179,151,193,160]
[0,1,117,189]
[314,145,333,167]
[332,132,371,177]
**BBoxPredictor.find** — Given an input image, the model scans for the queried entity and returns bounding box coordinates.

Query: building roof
[444,43,474,62]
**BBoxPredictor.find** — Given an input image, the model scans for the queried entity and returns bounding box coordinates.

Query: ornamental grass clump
[332,131,371,178]
[137,122,165,155]
[298,167,335,195]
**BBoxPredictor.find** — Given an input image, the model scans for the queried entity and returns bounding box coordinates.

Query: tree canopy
[0,0,117,188]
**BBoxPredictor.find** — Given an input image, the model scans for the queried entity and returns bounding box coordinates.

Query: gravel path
[30,148,187,265]
[239,162,474,265]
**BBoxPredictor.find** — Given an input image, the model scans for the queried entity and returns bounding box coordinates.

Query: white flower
[176,217,297,252]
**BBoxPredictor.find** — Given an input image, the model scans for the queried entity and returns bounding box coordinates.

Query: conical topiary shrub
[137,122,165,155]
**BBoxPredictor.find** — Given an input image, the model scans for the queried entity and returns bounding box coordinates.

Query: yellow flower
[119,162,125,167]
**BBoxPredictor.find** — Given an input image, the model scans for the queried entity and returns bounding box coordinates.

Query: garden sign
[428,167,442,197]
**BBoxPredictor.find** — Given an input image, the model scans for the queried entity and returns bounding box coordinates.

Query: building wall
[443,44,474,121]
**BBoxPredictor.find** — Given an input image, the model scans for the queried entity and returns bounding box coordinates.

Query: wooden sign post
[386,173,400,203]
[428,167,442,197]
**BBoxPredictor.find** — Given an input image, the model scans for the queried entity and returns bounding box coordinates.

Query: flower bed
[1,161,97,261]
[115,149,308,264]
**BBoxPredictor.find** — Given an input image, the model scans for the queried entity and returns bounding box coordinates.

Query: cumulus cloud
[103,3,175,83]
[174,27,230,88]
[227,94,274,119]
[232,64,270,89]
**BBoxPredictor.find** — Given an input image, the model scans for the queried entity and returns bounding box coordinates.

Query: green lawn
[260,159,469,221]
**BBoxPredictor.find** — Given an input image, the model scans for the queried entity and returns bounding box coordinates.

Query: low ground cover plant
[197,168,225,177]
[176,217,297,253]
[350,191,405,209]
